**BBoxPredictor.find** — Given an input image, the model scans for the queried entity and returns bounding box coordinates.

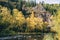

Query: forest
[0,0,60,40]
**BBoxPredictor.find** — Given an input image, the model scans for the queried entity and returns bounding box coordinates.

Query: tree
[26,11,43,32]
[0,7,12,31]
[12,9,25,32]
[51,9,60,40]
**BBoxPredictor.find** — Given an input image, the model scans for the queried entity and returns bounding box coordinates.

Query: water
[0,35,43,40]
[0,33,54,40]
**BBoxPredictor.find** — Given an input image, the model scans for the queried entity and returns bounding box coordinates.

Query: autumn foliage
[26,11,43,32]
[50,9,60,40]
[0,5,60,40]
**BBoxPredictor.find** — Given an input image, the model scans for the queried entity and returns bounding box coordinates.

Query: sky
[36,0,60,4]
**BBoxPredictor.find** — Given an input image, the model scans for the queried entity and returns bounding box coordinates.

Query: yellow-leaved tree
[51,9,60,40]
[13,9,25,28]
[26,11,43,32]
[0,7,12,23]
[0,7,14,31]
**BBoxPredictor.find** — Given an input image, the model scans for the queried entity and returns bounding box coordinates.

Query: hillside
[0,0,60,40]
